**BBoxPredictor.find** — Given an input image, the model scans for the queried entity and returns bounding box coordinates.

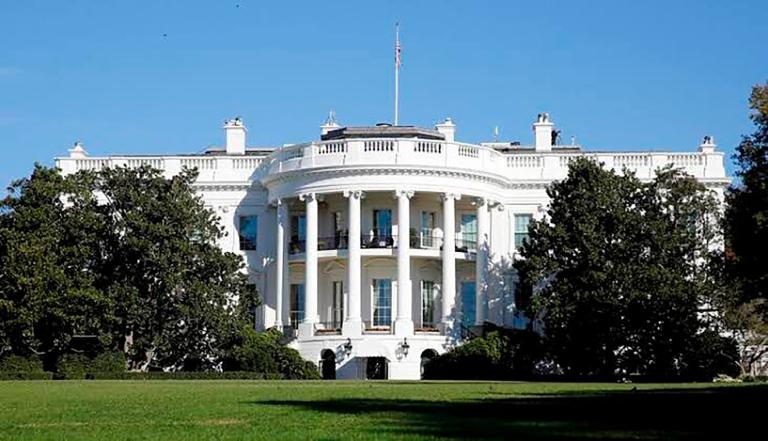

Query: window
[460,214,477,249]
[372,279,392,327]
[421,280,436,328]
[239,215,258,250]
[290,214,306,253]
[420,211,435,248]
[373,209,392,238]
[332,281,344,329]
[461,281,476,328]
[514,214,532,249]
[290,284,305,328]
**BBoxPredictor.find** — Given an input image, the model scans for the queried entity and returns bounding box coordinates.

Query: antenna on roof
[493,126,500,142]
[394,22,401,126]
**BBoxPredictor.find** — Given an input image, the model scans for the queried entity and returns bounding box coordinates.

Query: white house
[55,113,729,380]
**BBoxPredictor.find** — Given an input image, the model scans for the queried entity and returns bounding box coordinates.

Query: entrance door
[366,357,388,380]
[461,281,476,328]
[321,349,336,380]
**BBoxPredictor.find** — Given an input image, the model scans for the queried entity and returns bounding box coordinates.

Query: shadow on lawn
[257,384,767,440]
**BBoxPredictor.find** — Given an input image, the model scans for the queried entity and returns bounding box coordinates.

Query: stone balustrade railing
[56,155,266,182]
[56,139,727,184]
[265,139,726,181]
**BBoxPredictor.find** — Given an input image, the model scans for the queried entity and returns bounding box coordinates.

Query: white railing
[414,141,442,154]
[59,140,724,184]
[181,157,217,170]
[363,140,394,152]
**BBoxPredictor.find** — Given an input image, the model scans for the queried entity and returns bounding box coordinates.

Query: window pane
[290,284,305,327]
[374,210,392,236]
[421,281,435,327]
[461,281,476,327]
[239,215,258,250]
[373,279,392,327]
[514,214,532,249]
[460,214,477,248]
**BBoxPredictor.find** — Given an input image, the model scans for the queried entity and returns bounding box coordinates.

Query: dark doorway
[321,349,336,380]
[366,357,388,380]
[420,349,438,379]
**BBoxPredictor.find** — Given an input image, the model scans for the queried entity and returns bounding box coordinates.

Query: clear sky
[1,0,766,189]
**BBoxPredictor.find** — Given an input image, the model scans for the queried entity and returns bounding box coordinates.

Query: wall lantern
[401,337,410,357]
[343,338,353,356]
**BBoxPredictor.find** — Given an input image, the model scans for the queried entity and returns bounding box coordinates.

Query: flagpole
[394,23,400,126]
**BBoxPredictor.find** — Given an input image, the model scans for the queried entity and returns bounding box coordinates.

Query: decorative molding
[342,190,365,199]
[394,189,415,199]
[442,192,461,201]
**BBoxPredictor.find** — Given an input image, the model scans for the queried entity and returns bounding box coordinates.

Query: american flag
[395,25,401,68]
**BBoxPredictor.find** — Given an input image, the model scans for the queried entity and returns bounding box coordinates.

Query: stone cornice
[260,165,510,189]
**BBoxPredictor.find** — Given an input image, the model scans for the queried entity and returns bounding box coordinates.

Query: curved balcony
[262,138,510,179]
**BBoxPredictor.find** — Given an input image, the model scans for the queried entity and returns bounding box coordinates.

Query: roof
[321,125,445,141]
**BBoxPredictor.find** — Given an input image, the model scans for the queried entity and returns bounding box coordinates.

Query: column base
[393,319,414,337]
[342,318,363,337]
[298,322,316,339]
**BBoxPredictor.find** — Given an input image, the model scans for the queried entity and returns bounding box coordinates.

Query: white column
[281,204,291,328]
[274,199,286,329]
[475,197,489,326]
[343,190,363,336]
[394,189,414,336]
[299,192,318,337]
[441,193,460,329]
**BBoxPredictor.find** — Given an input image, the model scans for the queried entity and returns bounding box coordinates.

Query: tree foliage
[516,158,730,379]
[0,165,258,371]
[722,82,768,375]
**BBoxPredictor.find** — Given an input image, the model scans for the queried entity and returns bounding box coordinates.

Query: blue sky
[1,0,766,189]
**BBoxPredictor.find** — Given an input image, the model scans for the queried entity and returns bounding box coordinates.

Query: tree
[94,166,257,370]
[516,158,727,378]
[0,165,258,371]
[723,82,768,375]
[0,165,113,366]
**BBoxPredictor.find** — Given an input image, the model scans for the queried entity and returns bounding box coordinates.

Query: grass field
[0,381,765,440]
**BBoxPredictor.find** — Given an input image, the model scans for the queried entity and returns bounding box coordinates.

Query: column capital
[269,197,282,208]
[299,192,325,203]
[473,197,488,207]
[489,200,504,211]
[442,192,461,201]
[342,190,365,199]
[394,189,415,199]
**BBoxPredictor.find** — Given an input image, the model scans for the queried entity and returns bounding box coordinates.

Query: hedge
[0,355,52,380]
[89,371,285,380]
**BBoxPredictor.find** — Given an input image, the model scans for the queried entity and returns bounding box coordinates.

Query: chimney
[698,135,716,154]
[435,117,456,142]
[320,110,340,136]
[224,117,247,155]
[68,141,88,158]
[533,113,554,152]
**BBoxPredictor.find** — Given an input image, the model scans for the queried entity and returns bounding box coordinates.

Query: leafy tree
[720,83,768,376]
[94,166,258,370]
[516,158,726,378]
[725,82,768,306]
[0,165,113,366]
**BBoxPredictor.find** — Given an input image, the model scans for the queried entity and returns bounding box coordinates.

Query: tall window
[372,279,392,327]
[290,284,305,328]
[373,209,392,238]
[290,214,306,253]
[514,214,532,249]
[421,280,436,328]
[461,281,476,328]
[239,215,258,250]
[460,213,477,249]
[332,281,344,329]
[420,211,435,248]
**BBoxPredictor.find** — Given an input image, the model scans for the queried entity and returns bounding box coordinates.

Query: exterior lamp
[401,337,410,357]
[343,338,353,356]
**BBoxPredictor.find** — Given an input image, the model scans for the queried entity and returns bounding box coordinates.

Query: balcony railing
[289,234,476,254]
[315,321,342,335]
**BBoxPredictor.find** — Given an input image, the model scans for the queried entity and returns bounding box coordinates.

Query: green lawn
[0,381,764,440]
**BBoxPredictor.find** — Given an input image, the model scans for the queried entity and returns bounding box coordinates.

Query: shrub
[89,352,126,374]
[0,355,51,380]
[56,354,90,379]
[89,371,281,380]
[423,327,545,380]
[222,327,320,380]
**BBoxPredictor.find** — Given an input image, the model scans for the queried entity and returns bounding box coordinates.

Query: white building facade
[56,114,729,380]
